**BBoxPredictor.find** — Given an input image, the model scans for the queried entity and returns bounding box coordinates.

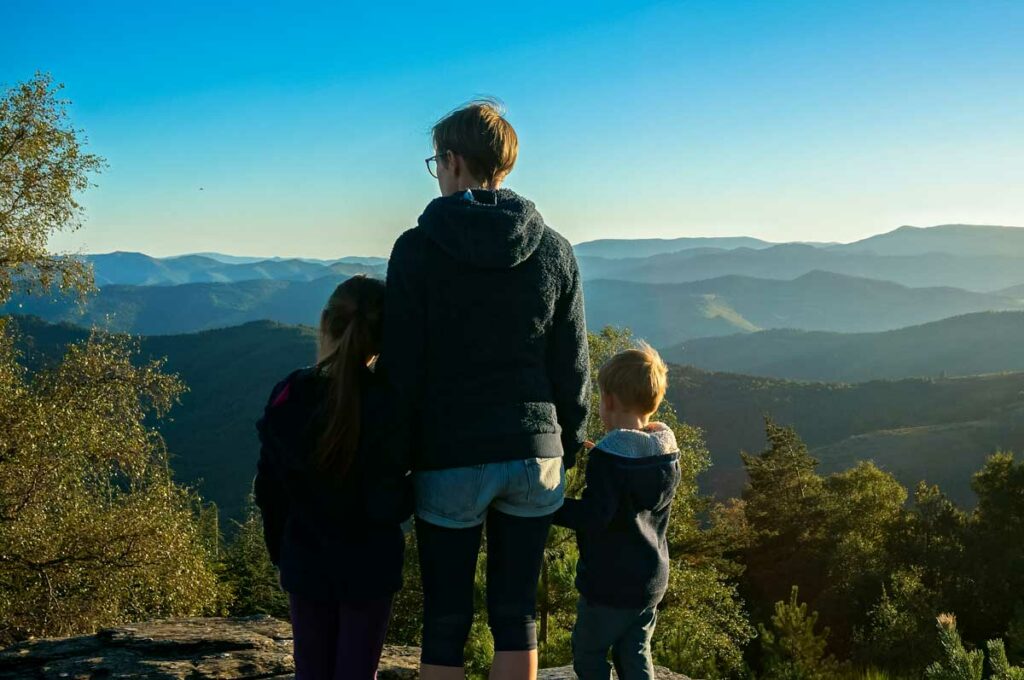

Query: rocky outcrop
[0,616,692,679]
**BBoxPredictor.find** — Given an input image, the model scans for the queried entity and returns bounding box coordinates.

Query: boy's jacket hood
[593,428,680,513]
[418,188,545,269]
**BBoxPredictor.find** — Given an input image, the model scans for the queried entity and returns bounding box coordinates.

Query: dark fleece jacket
[381,188,590,472]
[253,366,410,602]
[554,428,682,609]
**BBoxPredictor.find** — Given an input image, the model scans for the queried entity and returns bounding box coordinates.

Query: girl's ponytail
[313,275,385,478]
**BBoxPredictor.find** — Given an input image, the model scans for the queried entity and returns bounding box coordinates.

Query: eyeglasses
[425,151,447,178]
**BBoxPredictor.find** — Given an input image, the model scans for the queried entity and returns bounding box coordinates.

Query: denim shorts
[414,457,565,529]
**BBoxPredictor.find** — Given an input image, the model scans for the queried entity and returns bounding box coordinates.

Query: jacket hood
[418,188,545,269]
[595,428,681,512]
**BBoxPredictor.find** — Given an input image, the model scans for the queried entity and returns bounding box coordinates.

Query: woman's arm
[379,229,429,475]
[547,251,591,469]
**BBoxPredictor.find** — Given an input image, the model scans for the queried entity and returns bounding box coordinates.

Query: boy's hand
[583,440,596,450]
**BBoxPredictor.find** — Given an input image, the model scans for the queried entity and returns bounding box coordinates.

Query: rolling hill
[669,365,1024,505]
[576,243,1024,291]
[585,272,1021,346]
[3,277,348,335]
[10,317,318,523]
[663,311,1024,382]
[10,316,1024,520]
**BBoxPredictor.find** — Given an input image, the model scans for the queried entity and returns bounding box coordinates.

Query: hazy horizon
[67,222,1023,261]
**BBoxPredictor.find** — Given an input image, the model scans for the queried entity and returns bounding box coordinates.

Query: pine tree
[758,586,841,680]
[222,499,288,618]
[924,614,984,680]
[988,639,1024,680]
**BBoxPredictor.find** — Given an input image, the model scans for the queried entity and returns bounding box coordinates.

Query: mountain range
[9,268,1020,344]
[82,252,386,287]
[573,236,777,259]
[575,224,1024,261]
[578,244,1024,291]
[79,225,1024,292]
[584,271,1022,346]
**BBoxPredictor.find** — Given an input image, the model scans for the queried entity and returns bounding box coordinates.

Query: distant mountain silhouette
[574,224,1024,262]
[664,311,1024,381]
[577,243,1024,291]
[83,252,385,286]
[997,283,1024,298]
[4,277,346,334]
[832,224,1024,257]
[181,252,388,266]
[574,236,776,259]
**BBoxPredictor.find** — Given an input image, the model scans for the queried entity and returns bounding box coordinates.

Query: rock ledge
[0,616,691,679]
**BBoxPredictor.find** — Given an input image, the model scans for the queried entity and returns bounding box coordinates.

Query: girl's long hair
[313,275,385,478]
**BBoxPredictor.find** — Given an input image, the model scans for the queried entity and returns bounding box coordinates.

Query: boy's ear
[602,391,616,412]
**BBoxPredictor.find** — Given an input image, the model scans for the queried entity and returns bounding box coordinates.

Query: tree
[739,421,828,623]
[758,586,842,680]
[653,563,754,678]
[988,639,1024,680]
[924,614,984,680]
[0,74,219,643]
[1,73,101,303]
[855,568,942,674]
[222,499,288,618]
[816,462,907,650]
[962,452,1024,642]
[0,328,221,641]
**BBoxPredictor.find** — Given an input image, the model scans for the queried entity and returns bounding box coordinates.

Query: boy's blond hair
[597,342,668,415]
[432,99,518,188]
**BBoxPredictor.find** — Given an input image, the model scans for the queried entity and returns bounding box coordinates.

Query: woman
[381,100,590,679]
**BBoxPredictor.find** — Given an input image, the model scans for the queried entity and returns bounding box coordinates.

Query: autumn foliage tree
[0,74,219,643]
[1,73,100,302]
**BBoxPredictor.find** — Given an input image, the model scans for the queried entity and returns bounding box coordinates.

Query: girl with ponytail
[254,275,409,680]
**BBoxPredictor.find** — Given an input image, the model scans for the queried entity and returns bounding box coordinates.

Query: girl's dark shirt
[253,365,410,602]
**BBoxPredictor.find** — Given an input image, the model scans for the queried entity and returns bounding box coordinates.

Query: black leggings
[416,509,553,667]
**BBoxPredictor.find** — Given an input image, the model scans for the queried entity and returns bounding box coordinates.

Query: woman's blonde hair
[432,98,518,188]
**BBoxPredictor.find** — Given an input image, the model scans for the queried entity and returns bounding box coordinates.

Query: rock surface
[0,616,692,679]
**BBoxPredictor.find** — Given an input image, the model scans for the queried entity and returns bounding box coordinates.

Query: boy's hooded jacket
[554,426,682,609]
[253,366,410,602]
[381,188,590,472]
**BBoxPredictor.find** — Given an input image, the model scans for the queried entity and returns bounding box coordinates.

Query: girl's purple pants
[289,593,393,679]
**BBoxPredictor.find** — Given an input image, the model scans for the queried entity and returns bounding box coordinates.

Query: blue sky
[3,0,1023,257]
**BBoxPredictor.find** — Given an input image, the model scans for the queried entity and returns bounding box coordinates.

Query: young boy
[554,343,681,680]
